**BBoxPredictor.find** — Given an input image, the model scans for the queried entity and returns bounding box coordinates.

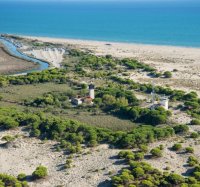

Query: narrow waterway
[0,37,49,74]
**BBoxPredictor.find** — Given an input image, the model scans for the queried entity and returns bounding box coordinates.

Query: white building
[71,98,83,106]
[160,96,169,110]
[89,84,95,99]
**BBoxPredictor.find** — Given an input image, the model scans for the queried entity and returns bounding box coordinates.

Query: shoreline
[20,34,200,50]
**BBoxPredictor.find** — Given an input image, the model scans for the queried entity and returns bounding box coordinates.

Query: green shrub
[64,159,72,169]
[150,147,163,157]
[190,119,200,125]
[187,177,197,184]
[190,132,199,139]
[159,144,164,150]
[139,145,148,153]
[141,180,154,187]
[1,135,15,142]
[173,125,189,134]
[17,173,26,181]
[0,173,25,186]
[171,143,182,151]
[135,152,144,161]
[185,147,194,153]
[193,172,200,180]
[132,167,144,178]
[31,129,41,137]
[167,173,185,185]
[0,117,19,129]
[32,166,48,179]
[163,71,172,78]
[187,156,199,167]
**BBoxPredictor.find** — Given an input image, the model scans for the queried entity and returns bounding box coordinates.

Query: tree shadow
[182,168,195,177]
[109,155,127,166]
[56,163,67,171]
[25,175,34,182]
[144,154,152,160]
[97,180,112,187]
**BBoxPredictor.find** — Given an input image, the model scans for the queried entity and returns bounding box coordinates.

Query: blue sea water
[0,1,200,47]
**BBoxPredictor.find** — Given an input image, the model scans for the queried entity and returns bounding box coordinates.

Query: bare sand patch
[144,126,200,176]
[0,128,125,187]
[24,48,65,68]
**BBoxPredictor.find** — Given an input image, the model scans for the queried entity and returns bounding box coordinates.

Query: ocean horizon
[0,1,200,47]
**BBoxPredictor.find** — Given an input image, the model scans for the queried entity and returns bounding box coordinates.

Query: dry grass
[0,83,135,131]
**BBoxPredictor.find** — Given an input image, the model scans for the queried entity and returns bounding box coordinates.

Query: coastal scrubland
[0,35,200,187]
[24,35,200,96]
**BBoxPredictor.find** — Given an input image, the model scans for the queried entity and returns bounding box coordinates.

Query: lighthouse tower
[160,96,169,110]
[89,84,95,99]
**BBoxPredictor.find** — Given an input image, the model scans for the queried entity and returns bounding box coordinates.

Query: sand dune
[21,35,200,95]
[24,48,65,68]
[0,128,125,187]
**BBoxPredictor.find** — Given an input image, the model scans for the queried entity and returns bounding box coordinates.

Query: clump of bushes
[24,92,72,109]
[163,71,172,78]
[112,151,200,187]
[190,119,200,125]
[185,147,194,154]
[112,161,190,187]
[173,124,189,134]
[139,145,148,153]
[0,108,176,150]
[171,143,182,151]
[118,150,144,161]
[150,147,163,158]
[64,159,73,169]
[32,166,48,179]
[187,156,199,167]
[17,173,27,181]
[0,173,28,187]
[1,135,15,143]
[190,132,199,139]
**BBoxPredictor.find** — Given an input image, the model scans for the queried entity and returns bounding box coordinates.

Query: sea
[0,1,200,47]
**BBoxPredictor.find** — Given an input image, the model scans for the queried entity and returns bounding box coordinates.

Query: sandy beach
[21,35,200,94]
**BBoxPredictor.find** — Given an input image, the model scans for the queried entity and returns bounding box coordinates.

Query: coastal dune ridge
[21,35,200,94]
[20,35,200,62]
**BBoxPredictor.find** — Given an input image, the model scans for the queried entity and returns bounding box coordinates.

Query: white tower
[89,84,95,99]
[160,96,169,110]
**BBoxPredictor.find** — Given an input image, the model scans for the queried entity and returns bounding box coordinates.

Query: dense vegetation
[0,173,28,187]
[111,76,200,120]
[112,146,200,187]
[23,82,171,126]
[24,92,72,108]
[112,161,200,187]
[0,107,176,150]
[0,68,69,87]
[32,166,48,180]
